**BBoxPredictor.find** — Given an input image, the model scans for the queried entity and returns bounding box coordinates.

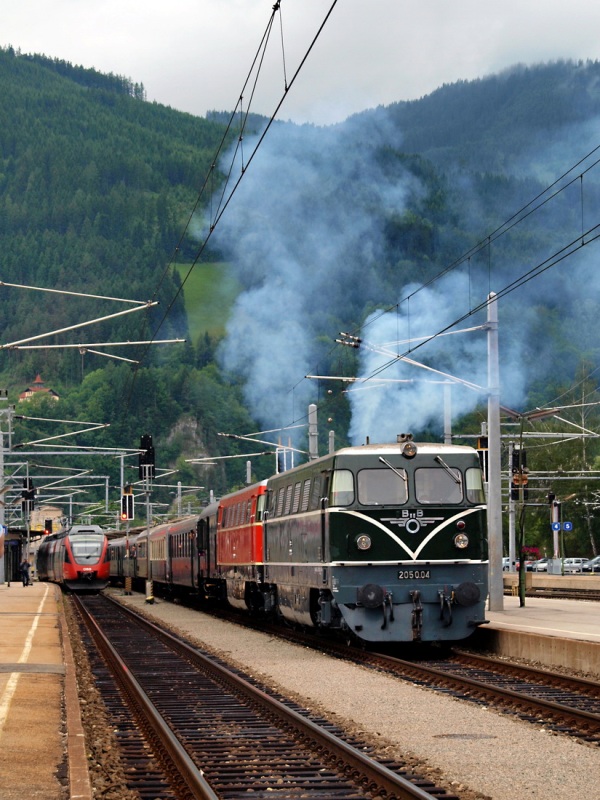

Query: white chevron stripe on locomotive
[331,507,484,561]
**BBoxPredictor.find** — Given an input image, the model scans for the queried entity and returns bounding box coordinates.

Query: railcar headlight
[454,533,469,549]
[356,534,372,551]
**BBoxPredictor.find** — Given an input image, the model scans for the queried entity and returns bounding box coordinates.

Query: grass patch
[175,262,241,343]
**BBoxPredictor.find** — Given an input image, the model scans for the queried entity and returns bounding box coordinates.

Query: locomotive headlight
[356,534,372,551]
[401,441,417,458]
[454,533,469,549]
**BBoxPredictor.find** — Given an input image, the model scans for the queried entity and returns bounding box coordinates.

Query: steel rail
[92,593,449,800]
[74,594,219,800]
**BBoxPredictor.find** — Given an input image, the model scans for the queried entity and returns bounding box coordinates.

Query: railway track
[373,650,600,744]
[159,597,600,745]
[72,593,463,800]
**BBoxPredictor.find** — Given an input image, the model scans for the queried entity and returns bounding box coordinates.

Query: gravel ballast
[88,590,599,800]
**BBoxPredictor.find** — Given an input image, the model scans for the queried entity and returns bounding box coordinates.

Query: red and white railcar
[36,524,110,591]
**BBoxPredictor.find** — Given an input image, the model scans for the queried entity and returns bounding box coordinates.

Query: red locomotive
[36,524,110,591]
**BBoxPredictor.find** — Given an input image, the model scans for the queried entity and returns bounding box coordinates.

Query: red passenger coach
[164,516,201,590]
[36,524,110,591]
[218,480,268,611]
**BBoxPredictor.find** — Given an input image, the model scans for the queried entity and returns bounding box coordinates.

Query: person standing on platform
[20,559,30,586]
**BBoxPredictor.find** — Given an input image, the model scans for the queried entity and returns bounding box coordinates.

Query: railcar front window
[415,467,463,504]
[330,469,354,506]
[466,467,486,503]
[71,536,103,562]
[357,468,408,505]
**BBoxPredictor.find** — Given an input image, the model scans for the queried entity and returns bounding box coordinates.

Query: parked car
[583,555,600,573]
[562,557,589,573]
[529,558,548,572]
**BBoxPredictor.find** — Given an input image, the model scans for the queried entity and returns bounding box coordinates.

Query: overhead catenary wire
[141,1,340,351]
[121,1,340,414]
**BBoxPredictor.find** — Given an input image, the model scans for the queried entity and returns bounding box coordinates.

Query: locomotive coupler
[438,589,454,627]
[380,591,395,630]
[409,589,423,641]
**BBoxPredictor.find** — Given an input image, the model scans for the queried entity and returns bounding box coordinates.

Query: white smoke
[347,273,529,444]
[210,107,600,448]
[214,117,416,438]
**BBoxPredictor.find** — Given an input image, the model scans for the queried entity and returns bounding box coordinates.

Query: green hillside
[176,262,241,341]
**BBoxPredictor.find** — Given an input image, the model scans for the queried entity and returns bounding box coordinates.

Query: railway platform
[0,580,91,800]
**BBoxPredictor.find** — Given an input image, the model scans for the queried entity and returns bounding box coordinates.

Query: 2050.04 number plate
[398,570,430,579]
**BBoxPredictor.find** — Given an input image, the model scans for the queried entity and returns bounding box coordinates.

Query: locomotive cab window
[415,467,463,504]
[330,469,354,506]
[466,467,486,504]
[357,468,408,505]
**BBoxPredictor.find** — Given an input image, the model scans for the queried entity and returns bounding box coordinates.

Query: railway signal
[120,485,135,521]
[139,434,155,480]
[21,478,35,514]
[510,447,529,500]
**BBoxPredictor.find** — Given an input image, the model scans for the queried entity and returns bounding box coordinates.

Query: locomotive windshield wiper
[434,455,462,485]
[378,457,408,490]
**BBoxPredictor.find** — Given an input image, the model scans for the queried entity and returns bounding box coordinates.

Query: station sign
[551,521,572,531]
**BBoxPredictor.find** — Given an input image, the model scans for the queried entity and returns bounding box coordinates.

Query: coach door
[197,513,218,583]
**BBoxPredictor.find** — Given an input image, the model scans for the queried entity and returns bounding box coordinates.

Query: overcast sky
[4,1,600,124]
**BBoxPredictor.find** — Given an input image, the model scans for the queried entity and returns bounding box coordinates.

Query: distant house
[18,374,60,403]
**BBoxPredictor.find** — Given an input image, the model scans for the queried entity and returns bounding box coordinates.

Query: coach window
[358,468,407,505]
[330,469,354,506]
[415,467,463,504]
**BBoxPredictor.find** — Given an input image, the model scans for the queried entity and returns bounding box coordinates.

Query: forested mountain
[0,46,261,498]
[2,48,600,555]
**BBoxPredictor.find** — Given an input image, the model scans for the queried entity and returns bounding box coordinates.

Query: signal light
[510,447,529,500]
[120,489,134,521]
